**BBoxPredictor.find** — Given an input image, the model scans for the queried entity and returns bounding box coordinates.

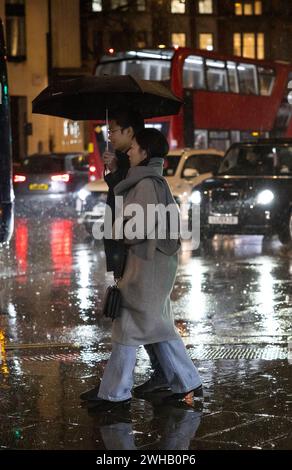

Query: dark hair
[109,109,144,135]
[135,128,169,165]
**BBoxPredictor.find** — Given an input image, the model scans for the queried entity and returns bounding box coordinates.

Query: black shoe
[85,398,131,412]
[80,385,100,401]
[133,377,170,397]
[165,385,203,402]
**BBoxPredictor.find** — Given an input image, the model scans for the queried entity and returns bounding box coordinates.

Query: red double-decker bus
[88,47,292,181]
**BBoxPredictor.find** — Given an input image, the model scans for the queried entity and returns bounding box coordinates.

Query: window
[111,0,128,8]
[136,0,146,11]
[5,0,26,61]
[182,154,222,175]
[96,59,171,81]
[163,155,181,176]
[233,32,265,59]
[199,33,213,51]
[183,55,206,89]
[92,0,102,11]
[206,59,228,92]
[237,63,258,94]
[208,131,230,152]
[136,31,147,48]
[258,67,275,96]
[234,1,262,16]
[257,33,264,59]
[243,33,255,58]
[172,33,186,47]
[254,1,262,14]
[171,0,185,14]
[21,156,65,174]
[227,61,239,93]
[198,0,213,14]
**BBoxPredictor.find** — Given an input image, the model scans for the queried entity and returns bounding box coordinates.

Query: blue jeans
[144,343,167,382]
[98,338,202,401]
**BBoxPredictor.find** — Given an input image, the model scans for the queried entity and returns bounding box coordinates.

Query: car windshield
[218,145,292,175]
[163,155,181,176]
[21,155,65,174]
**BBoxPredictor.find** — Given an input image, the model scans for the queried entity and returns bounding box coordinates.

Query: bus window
[237,63,258,95]
[194,129,208,149]
[183,55,206,90]
[206,59,228,92]
[258,66,275,96]
[209,131,230,152]
[96,59,171,81]
[227,61,239,93]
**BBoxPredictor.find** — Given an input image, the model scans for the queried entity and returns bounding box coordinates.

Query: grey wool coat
[111,162,181,346]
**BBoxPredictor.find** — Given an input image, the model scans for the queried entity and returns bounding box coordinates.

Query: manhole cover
[6,351,80,363]
[188,345,287,360]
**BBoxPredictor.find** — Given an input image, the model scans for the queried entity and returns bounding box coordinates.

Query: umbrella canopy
[32,75,182,120]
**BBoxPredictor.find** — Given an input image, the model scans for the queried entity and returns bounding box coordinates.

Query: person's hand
[103,151,118,172]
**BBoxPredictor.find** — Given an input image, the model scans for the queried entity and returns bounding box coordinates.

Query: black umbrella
[32,75,182,120]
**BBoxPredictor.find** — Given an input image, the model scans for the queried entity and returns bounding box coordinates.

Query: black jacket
[103,151,130,277]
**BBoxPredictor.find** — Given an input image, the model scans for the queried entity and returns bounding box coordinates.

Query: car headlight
[78,188,90,201]
[189,190,201,204]
[256,189,274,205]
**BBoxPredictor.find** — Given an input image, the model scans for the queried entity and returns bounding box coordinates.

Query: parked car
[189,139,292,245]
[14,152,89,214]
[76,148,223,234]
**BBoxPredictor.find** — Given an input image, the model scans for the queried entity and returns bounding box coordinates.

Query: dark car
[14,152,89,214]
[189,140,292,245]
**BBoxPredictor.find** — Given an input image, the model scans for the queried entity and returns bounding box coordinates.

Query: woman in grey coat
[96,129,202,405]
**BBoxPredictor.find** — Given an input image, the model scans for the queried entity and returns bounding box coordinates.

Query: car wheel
[278,212,292,245]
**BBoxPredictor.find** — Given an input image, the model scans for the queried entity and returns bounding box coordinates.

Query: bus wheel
[278,212,292,245]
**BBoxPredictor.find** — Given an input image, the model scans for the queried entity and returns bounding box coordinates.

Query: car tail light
[51,174,70,182]
[89,165,96,173]
[14,174,26,183]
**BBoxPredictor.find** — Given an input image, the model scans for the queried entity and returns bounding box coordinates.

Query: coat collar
[114,158,164,195]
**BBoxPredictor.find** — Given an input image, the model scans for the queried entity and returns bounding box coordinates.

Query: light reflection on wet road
[0,217,291,450]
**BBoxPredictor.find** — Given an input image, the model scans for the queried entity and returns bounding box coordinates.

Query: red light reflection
[14,218,28,284]
[50,220,73,287]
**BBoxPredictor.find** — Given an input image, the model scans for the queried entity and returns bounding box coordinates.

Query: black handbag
[102,282,122,321]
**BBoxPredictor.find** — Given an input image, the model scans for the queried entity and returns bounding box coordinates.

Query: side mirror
[183,168,199,178]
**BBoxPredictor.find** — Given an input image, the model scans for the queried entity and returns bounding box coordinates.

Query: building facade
[0,0,84,161]
[2,0,292,160]
[81,0,292,72]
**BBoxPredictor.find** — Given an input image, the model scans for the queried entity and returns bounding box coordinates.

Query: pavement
[0,216,292,450]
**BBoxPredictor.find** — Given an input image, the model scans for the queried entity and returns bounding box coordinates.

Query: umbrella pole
[103,107,109,178]
[105,107,109,151]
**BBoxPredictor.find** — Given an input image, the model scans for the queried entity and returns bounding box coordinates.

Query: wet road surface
[0,217,291,450]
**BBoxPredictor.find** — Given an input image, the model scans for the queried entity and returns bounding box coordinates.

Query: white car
[163,148,224,206]
[77,148,224,234]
